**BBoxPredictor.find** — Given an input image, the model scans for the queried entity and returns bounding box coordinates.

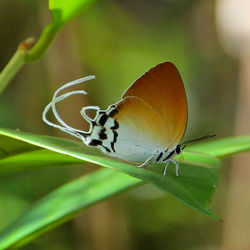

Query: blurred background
[0,0,249,249]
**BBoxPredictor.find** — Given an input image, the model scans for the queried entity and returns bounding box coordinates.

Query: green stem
[0,23,59,96]
[24,23,59,62]
[0,38,34,96]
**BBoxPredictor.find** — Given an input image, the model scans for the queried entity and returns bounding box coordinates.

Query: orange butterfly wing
[114,96,173,147]
[111,96,174,162]
[122,62,188,148]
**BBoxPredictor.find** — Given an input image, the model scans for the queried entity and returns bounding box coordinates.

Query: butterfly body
[43,62,188,175]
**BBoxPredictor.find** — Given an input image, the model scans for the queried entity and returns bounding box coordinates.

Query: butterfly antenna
[181,135,216,146]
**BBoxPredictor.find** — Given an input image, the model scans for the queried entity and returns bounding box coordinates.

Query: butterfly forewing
[123,62,188,149]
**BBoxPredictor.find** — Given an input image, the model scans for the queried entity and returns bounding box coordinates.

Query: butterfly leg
[163,159,179,176]
[137,155,154,168]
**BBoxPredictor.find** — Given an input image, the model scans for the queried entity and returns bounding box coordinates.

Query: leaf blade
[49,0,96,28]
[0,169,141,249]
[188,136,250,158]
[0,128,221,216]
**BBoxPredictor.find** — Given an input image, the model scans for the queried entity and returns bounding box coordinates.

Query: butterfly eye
[175,145,182,155]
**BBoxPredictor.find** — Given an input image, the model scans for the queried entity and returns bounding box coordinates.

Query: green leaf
[188,136,250,158]
[0,127,221,217]
[25,0,95,61]
[0,149,81,175]
[49,0,96,28]
[0,169,141,249]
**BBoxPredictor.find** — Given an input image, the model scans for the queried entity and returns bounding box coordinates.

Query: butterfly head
[175,144,183,155]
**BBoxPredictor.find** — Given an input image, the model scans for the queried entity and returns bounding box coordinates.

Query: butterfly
[43,62,213,176]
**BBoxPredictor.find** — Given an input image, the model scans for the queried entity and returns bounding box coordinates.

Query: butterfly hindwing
[108,96,174,162]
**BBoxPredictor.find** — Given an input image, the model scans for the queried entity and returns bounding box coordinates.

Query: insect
[43,62,212,176]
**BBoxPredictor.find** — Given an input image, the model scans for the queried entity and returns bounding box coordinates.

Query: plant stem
[0,38,34,96]
[0,23,59,96]
[24,23,59,62]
